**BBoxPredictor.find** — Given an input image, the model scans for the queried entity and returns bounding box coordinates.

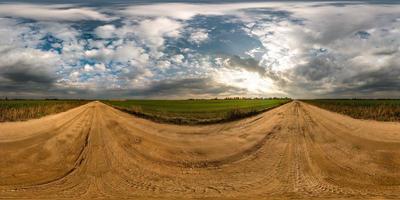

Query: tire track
[0,101,399,199]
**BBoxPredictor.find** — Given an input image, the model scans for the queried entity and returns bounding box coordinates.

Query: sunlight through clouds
[0,1,399,98]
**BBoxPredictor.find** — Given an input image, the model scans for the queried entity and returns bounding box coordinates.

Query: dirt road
[0,101,399,199]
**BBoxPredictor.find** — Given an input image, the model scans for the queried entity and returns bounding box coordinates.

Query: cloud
[94,24,116,38]
[224,56,266,76]
[94,63,107,72]
[238,2,400,98]
[119,2,300,20]
[135,17,183,52]
[114,43,149,64]
[171,54,185,64]
[342,65,400,95]
[84,42,149,65]
[83,64,94,72]
[0,48,59,93]
[0,4,111,21]
[127,77,248,98]
[188,29,209,44]
[1,2,400,99]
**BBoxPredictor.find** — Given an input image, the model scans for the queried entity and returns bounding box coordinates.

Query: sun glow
[214,68,279,95]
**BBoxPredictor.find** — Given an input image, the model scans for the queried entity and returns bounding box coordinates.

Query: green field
[104,99,291,124]
[0,100,88,122]
[303,99,400,121]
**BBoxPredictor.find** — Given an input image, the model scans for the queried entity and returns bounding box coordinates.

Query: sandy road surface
[0,101,399,199]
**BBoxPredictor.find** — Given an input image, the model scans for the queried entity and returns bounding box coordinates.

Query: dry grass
[0,100,88,122]
[303,99,400,121]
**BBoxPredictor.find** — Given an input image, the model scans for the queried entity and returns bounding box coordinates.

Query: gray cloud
[343,66,400,93]
[1,62,55,84]
[226,56,266,76]
[116,77,246,99]
[0,48,59,96]
[282,50,400,98]
[0,4,111,21]
[294,54,342,82]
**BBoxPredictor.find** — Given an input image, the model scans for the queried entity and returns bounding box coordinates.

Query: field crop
[303,99,400,121]
[0,100,89,122]
[104,99,291,124]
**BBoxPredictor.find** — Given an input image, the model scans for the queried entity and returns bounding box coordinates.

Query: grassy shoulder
[0,100,89,122]
[303,99,400,122]
[103,98,291,125]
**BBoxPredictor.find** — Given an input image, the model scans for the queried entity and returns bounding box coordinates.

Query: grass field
[0,100,89,122]
[303,99,400,121]
[103,99,291,124]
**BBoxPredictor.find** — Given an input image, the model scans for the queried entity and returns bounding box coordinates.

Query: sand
[0,101,399,199]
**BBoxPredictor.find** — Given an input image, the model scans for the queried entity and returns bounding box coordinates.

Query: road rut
[0,101,399,199]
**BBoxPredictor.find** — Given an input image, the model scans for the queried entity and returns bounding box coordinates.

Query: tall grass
[0,100,88,122]
[303,99,400,122]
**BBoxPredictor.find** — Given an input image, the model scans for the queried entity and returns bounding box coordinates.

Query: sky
[0,1,399,99]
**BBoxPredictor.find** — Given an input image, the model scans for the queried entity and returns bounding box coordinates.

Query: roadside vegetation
[303,99,400,122]
[103,98,291,125]
[0,99,89,122]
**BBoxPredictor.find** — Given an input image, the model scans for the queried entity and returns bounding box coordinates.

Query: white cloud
[0,18,31,47]
[37,22,80,42]
[83,64,94,72]
[119,2,298,20]
[171,54,185,64]
[84,48,114,62]
[0,4,111,21]
[157,60,171,69]
[114,43,149,64]
[94,63,106,72]
[94,24,116,38]
[69,71,80,80]
[189,29,209,44]
[84,42,149,66]
[135,17,183,52]
[2,2,400,98]
[82,63,106,73]
[0,48,60,75]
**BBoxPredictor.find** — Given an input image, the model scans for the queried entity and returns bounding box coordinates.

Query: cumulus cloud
[278,4,400,98]
[0,4,111,21]
[1,1,400,99]
[135,18,183,52]
[119,2,297,20]
[94,63,107,72]
[0,48,60,94]
[84,42,149,65]
[114,43,149,64]
[94,25,116,38]
[83,64,94,72]
[224,56,266,76]
[171,54,185,64]
[126,77,248,99]
[188,29,209,44]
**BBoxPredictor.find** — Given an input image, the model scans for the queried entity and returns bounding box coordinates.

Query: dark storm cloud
[0,47,61,98]
[294,54,342,81]
[128,77,247,98]
[1,63,55,84]
[283,50,400,98]
[226,56,266,76]
[343,66,400,92]
[322,66,400,98]
[0,61,58,97]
